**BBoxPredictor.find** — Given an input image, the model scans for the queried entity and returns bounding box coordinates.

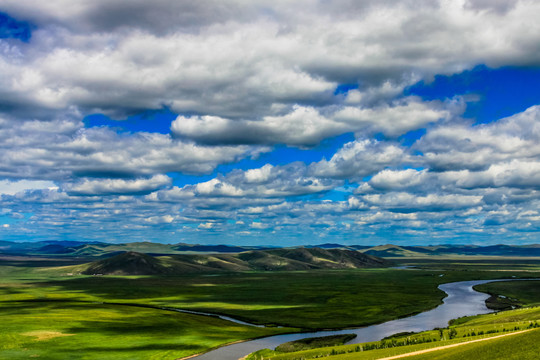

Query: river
[189,279,520,360]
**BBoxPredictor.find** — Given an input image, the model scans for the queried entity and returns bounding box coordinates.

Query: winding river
[188,279,525,360]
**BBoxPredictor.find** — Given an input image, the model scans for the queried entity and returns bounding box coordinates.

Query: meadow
[245,278,540,360]
[0,264,295,360]
[1,256,539,359]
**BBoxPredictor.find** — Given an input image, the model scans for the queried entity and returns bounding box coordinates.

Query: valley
[1,241,540,359]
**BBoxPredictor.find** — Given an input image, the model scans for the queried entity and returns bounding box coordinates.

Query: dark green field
[1,255,539,359]
[244,277,540,360]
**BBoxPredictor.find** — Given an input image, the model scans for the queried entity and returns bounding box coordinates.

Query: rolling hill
[79,248,391,275]
[361,244,540,257]
[81,251,172,275]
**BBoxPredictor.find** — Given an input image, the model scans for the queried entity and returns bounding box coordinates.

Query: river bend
[190,279,517,360]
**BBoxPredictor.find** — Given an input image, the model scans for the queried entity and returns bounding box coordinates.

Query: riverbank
[188,279,510,360]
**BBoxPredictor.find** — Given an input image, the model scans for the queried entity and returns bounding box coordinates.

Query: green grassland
[246,279,540,360]
[275,334,357,352]
[474,280,540,310]
[16,267,537,329]
[1,257,539,359]
[0,300,286,360]
[0,265,295,360]
[246,308,540,360]
[395,257,540,272]
[403,328,540,360]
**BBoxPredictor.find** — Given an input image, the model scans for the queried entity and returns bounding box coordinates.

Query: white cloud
[310,139,406,179]
[194,178,245,197]
[0,117,257,180]
[1,1,539,127]
[158,162,339,201]
[440,160,540,190]
[171,106,344,146]
[245,164,274,183]
[369,169,428,190]
[361,192,483,211]
[66,174,171,195]
[198,222,215,229]
[144,215,175,224]
[418,105,540,171]
[332,98,451,137]
[0,179,57,195]
[171,99,452,146]
[251,222,269,229]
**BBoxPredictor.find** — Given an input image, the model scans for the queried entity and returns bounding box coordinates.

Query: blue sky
[1,1,540,245]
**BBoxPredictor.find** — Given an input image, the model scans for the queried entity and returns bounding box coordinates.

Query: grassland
[1,256,539,359]
[20,267,536,329]
[245,278,540,360]
[245,308,540,360]
[400,328,540,360]
[275,334,357,352]
[0,265,296,360]
[393,257,540,272]
[474,280,540,310]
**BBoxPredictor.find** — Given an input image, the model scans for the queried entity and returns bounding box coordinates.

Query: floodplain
[1,250,540,359]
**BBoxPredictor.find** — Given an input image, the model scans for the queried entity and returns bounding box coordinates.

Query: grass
[474,280,540,309]
[23,267,539,329]
[1,257,539,359]
[246,309,540,360]
[402,328,540,360]
[247,334,357,360]
[0,265,295,360]
[0,300,291,360]
[395,257,540,272]
[275,334,358,352]
[247,278,540,360]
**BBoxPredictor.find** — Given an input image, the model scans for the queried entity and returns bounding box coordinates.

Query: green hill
[362,244,428,257]
[82,251,172,275]
[78,248,391,275]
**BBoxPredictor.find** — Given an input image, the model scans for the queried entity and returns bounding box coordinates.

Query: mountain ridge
[2,240,540,258]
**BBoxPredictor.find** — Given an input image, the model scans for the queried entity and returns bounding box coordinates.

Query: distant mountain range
[79,248,390,275]
[2,240,540,258]
[0,240,270,258]
[359,244,540,257]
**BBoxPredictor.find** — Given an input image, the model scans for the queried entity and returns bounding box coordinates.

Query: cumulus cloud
[440,160,540,190]
[0,179,57,195]
[360,192,483,212]
[251,222,269,230]
[66,174,171,195]
[1,1,539,122]
[417,105,540,171]
[158,162,339,201]
[332,98,451,137]
[171,98,451,146]
[369,169,428,190]
[171,106,342,146]
[0,116,257,180]
[310,139,406,179]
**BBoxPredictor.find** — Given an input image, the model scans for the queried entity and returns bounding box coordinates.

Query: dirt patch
[22,331,75,341]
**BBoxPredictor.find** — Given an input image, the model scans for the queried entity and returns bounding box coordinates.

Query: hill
[361,244,429,257]
[81,251,172,275]
[361,244,540,257]
[78,248,391,275]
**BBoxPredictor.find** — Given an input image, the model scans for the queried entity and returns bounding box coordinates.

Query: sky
[1,1,540,246]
